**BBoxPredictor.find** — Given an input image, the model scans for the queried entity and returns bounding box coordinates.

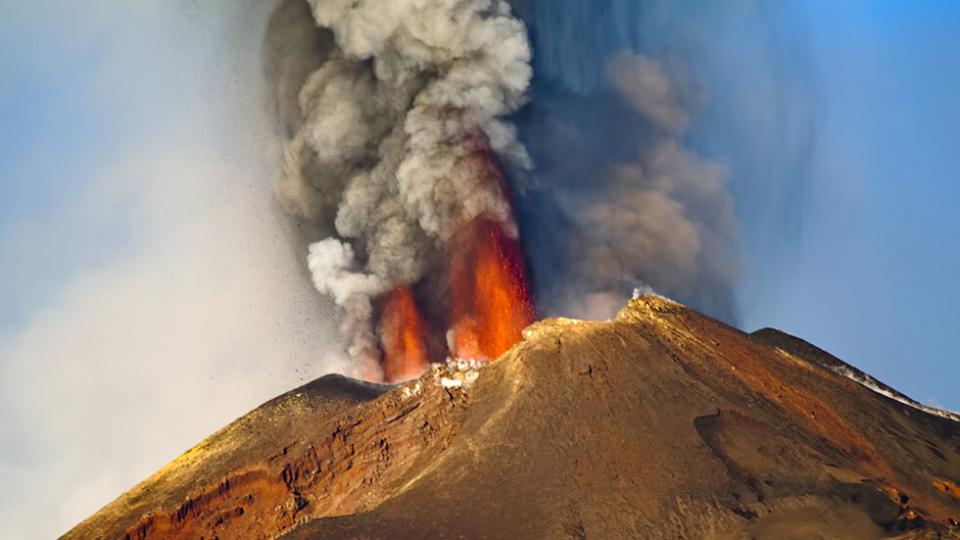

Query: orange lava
[449,219,535,361]
[376,134,535,372]
[378,287,430,382]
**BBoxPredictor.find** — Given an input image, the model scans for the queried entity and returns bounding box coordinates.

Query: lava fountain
[374,142,536,382]
[377,287,431,383]
[448,219,535,361]
[375,217,535,383]
[375,214,535,383]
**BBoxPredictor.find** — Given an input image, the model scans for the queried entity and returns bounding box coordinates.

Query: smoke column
[265,0,815,378]
[265,0,533,380]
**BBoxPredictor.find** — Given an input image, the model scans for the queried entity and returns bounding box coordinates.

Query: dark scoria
[64,296,960,539]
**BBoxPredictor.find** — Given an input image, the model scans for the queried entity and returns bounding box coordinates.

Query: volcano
[64,296,960,539]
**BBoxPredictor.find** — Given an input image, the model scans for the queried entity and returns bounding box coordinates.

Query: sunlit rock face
[66,297,960,539]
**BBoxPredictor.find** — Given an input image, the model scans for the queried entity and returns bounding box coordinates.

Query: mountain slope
[64,296,960,539]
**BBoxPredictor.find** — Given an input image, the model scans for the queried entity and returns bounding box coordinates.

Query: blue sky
[1,1,959,537]
[742,2,960,411]
[0,5,121,329]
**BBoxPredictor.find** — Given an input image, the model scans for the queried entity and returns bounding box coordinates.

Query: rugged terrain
[65,296,960,539]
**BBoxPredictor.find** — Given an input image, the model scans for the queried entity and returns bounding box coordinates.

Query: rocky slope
[64,296,960,539]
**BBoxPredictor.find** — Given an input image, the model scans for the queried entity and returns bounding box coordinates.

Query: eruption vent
[267,0,535,382]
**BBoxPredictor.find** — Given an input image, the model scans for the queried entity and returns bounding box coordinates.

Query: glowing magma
[378,287,430,383]
[449,219,535,361]
[376,138,535,381]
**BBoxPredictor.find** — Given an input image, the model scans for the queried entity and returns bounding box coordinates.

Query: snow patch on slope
[829,365,960,423]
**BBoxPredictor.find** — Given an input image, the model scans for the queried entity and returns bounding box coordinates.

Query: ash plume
[561,52,739,320]
[265,0,532,376]
[510,0,815,324]
[512,41,741,322]
[265,0,813,374]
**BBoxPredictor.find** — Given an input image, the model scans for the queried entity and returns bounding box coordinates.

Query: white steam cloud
[270,0,533,374]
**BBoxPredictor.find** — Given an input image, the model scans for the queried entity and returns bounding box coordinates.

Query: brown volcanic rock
[65,296,960,539]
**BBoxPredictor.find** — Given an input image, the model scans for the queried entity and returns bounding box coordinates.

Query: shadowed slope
[65,297,960,539]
